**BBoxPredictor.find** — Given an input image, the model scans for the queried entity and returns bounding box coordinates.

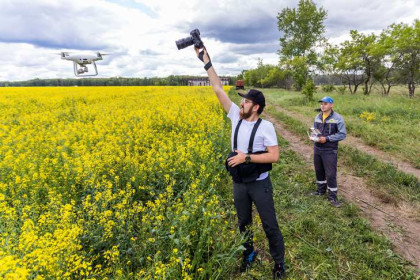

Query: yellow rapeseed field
[0,86,242,279]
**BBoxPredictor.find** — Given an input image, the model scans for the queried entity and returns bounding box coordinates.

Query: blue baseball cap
[318,96,334,103]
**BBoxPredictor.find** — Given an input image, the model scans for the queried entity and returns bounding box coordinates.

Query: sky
[0,0,418,81]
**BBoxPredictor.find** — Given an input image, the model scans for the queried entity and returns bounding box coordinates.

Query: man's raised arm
[195,47,232,113]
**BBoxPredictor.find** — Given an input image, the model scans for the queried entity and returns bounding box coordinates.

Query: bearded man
[194,46,286,279]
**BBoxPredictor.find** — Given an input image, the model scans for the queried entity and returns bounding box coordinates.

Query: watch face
[246,155,251,163]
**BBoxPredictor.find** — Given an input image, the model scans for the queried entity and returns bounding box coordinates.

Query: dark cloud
[186,15,280,45]
[229,41,279,55]
[3,39,108,51]
[174,11,281,59]
[213,53,239,64]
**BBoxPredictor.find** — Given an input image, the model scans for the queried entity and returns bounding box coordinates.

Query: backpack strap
[233,119,243,150]
[248,118,262,154]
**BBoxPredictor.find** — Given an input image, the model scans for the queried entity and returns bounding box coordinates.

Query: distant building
[186,77,231,86]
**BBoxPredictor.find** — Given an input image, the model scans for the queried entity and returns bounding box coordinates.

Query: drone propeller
[57,52,70,59]
[97,52,110,57]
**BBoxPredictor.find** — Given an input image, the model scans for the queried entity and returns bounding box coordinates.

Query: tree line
[244,0,419,98]
[0,75,235,87]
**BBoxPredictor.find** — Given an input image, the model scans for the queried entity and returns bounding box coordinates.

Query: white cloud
[321,0,419,37]
[0,0,418,81]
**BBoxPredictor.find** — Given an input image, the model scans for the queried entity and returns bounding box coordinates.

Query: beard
[240,106,253,119]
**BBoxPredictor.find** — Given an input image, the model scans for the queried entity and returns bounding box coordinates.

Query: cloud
[0,0,418,81]
[321,0,419,37]
[197,18,279,45]
[0,0,154,50]
[229,41,279,55]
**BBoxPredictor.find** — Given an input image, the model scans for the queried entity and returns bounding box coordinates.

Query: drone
[60,51,108,77]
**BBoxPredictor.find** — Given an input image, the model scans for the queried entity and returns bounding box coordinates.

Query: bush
[322,84,335,92]
[302,79,316,101]
[337,85,346,94]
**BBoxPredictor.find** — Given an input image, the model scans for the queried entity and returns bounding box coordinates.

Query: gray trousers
[233,176,285,264]
[314,147,338,200]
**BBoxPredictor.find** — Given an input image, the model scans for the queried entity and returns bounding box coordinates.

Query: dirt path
[270,105,420,181]
[263,112,420,272]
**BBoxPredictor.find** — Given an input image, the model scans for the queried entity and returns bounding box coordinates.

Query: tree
[277,0,327,90]
[371,28,401,95]
[335,30,377,94]
[302,79,316,101]
[243,59,273,88]
[318,43,340,86]
[261,67,287,88]
[244,68,258,87]
[356,32,378,95]
[383,20,420,97]
[287,56,309,90]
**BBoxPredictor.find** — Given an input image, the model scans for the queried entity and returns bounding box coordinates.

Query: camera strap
[198,51,204,62]
[233,118,262,153]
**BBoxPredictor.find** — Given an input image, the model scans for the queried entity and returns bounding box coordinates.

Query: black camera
[175,29,204,50]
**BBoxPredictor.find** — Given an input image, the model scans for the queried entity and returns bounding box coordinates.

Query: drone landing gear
[73,62,98,77]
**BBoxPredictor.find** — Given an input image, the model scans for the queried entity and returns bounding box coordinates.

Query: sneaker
[329,199,341,208]
[310,190,325,196]
[240,249,258,272]
[273,262,286,279]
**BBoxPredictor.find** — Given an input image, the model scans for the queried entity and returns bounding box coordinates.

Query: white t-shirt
[227,103,278,180]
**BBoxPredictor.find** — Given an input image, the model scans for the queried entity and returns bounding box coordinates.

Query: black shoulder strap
[233,118,263,153]
[233,119,243,150]
[248,118,262,154]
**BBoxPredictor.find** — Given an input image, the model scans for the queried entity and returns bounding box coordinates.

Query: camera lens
[175,37,194,50]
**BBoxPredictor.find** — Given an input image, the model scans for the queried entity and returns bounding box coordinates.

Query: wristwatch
[245,155,251,164]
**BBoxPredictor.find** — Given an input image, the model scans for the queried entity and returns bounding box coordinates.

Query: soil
[262,111,420,272]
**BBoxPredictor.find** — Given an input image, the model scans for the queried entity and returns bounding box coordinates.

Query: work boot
[310,190,325,196]
[240,249,258,272]
[272,262,286,279]
[329,198,341,208]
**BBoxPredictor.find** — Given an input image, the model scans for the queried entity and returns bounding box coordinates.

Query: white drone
[60,51,108,77]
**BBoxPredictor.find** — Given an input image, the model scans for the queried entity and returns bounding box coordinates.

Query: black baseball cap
[238,89,265,109]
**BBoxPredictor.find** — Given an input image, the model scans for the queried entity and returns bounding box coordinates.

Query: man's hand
[227,150,246,167]
[317,136,327,143]
[195,46,210,64]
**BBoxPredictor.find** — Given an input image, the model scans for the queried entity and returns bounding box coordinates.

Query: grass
[261,87,420,168]
[224,89,418,279]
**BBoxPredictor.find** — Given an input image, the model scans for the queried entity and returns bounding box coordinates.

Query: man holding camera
[311,96,346,207]
[194,46,286,279]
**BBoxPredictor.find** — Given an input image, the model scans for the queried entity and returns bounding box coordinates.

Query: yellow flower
[0,85,233,278]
